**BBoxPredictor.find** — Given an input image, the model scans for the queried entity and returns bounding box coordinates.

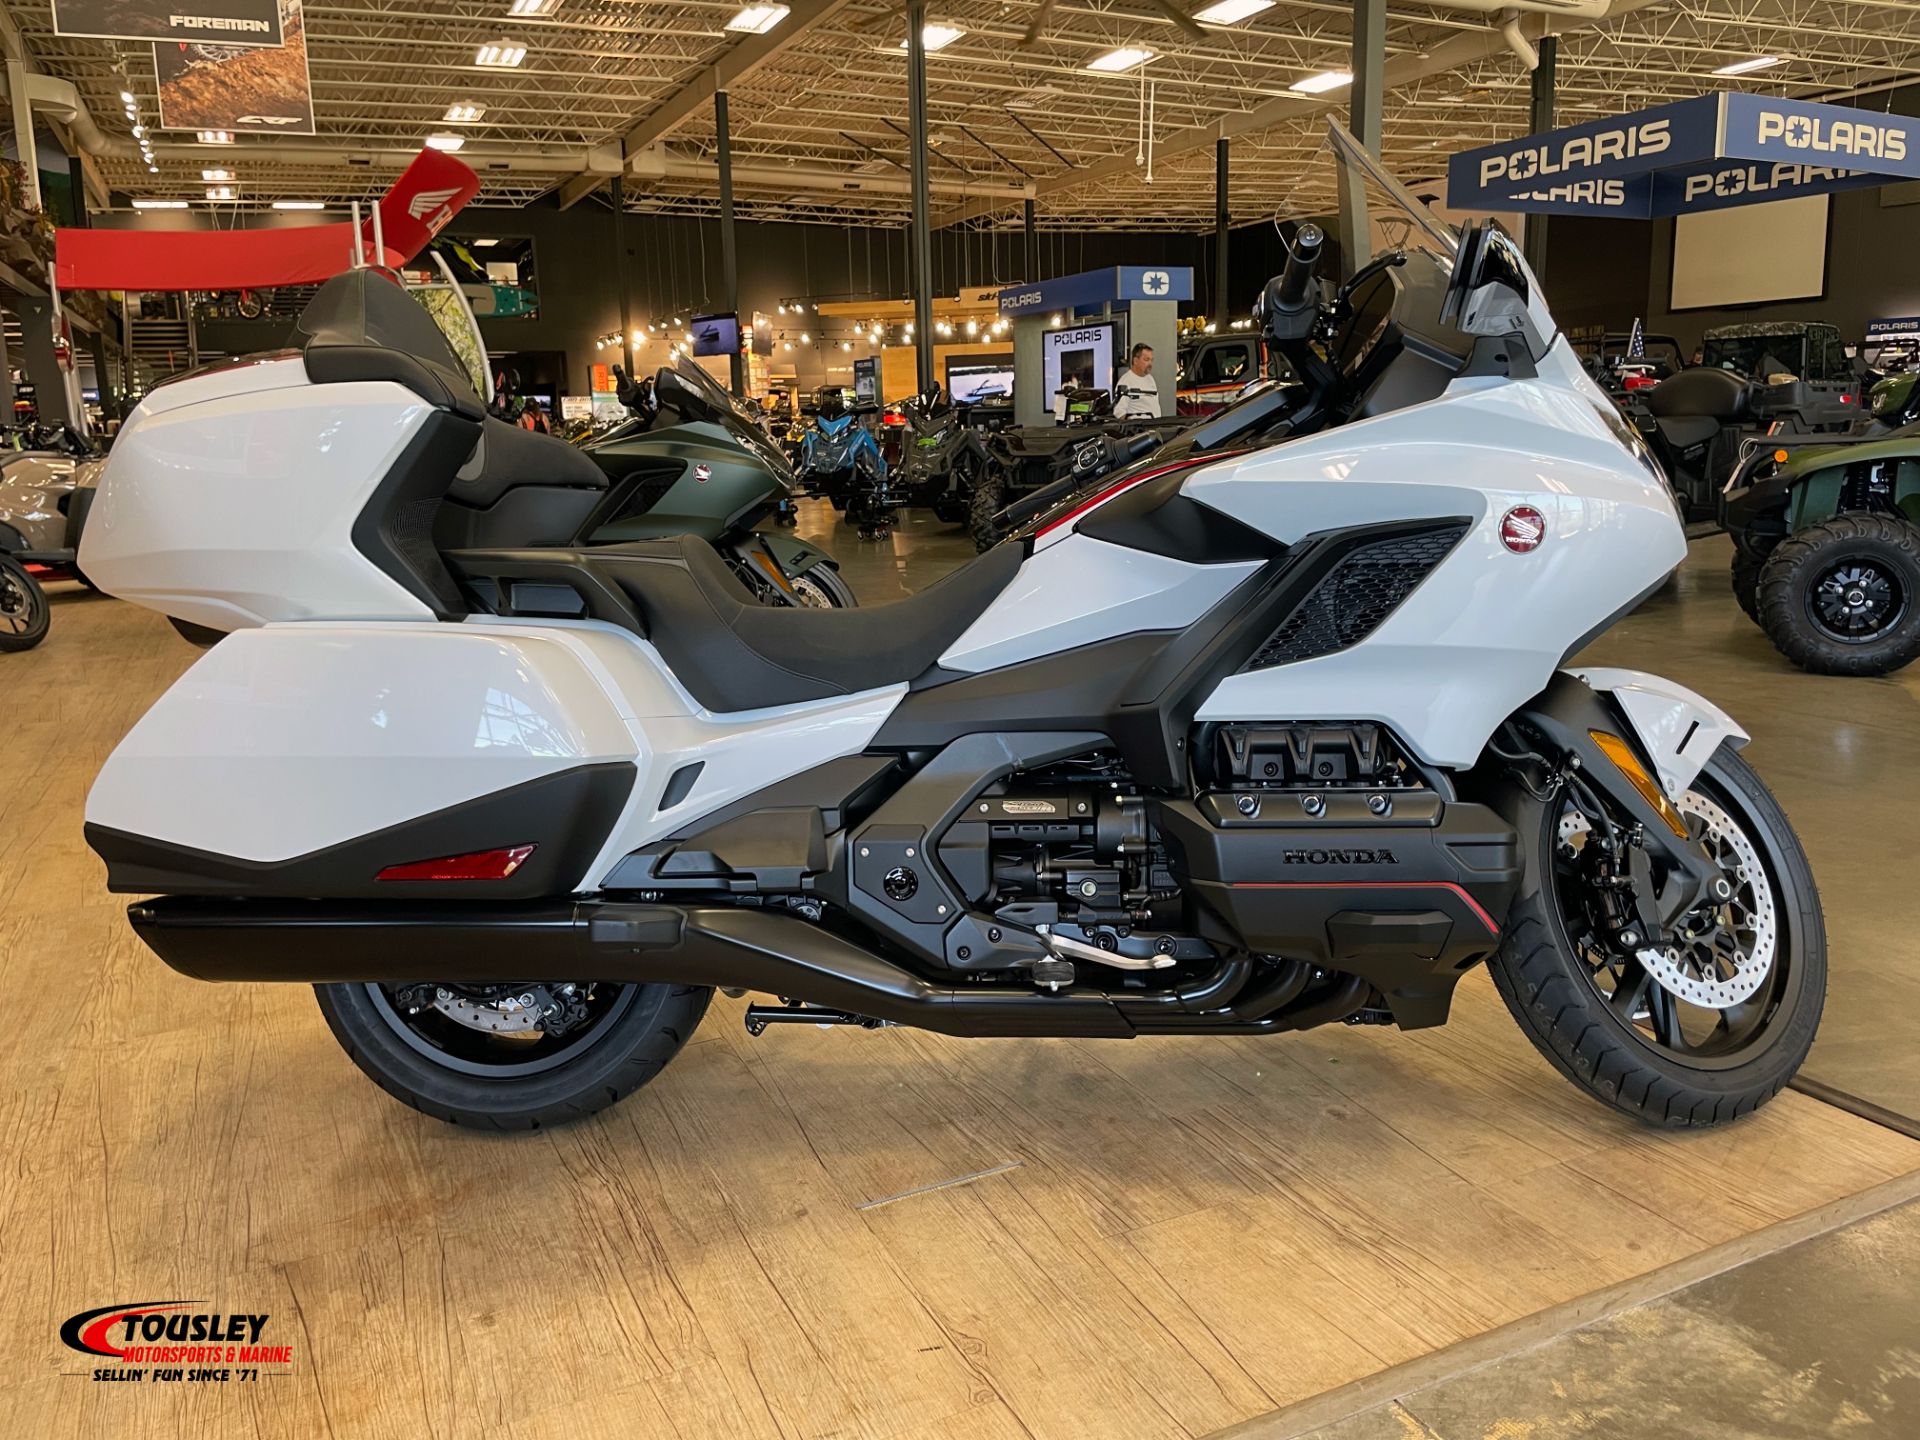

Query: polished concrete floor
[801,502,1920,1122]
[1287,1195,1920,1440]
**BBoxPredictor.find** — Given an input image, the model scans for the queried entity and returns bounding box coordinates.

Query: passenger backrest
[294,270,486,422]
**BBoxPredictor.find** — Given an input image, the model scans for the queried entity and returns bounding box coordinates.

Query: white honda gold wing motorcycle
[82,126,1823,1130]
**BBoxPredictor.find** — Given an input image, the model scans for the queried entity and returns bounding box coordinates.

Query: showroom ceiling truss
[8,0,1920,229]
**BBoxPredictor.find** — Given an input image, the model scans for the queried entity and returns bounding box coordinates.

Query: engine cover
[1150,792,1521,1027]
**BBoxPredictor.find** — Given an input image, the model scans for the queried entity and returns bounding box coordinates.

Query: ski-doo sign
[1450,93,1920,219]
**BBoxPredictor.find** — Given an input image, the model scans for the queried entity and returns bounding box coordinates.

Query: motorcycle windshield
[672,354,796,485]
[1317,119,1477,378]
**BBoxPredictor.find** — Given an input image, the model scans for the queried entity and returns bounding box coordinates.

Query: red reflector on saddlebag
[376,845,536,882]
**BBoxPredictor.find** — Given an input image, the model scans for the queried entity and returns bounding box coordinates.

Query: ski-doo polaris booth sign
[1449,93,1920,218]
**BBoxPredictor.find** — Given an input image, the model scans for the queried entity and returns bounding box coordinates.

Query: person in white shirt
[1113,343,1161,418]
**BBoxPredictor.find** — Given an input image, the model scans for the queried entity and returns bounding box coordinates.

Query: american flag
[1627,318,1645,359]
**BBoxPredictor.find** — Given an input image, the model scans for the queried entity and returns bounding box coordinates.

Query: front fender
[1564,666,1748,801]
[756,531,833,577]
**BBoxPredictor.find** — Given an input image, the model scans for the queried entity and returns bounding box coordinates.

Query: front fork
[1504,671,1739,944]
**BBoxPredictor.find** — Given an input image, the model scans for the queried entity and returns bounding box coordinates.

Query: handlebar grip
[1276,223,1325,310]
[1127,432,1161,459]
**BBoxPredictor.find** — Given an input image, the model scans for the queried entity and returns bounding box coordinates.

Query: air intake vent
[1241,521,1470,670]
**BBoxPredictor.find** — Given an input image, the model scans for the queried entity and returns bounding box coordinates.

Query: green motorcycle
[428,356,855,611]
[1721,372,1920,674]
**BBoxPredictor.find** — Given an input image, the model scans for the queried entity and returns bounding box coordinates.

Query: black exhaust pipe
[128,897,1136,1038]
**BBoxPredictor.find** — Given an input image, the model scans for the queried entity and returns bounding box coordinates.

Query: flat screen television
[946,360,1014,405]
[691,312,741,357]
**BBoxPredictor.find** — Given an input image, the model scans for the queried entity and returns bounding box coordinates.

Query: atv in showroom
[1722,376,1920,674]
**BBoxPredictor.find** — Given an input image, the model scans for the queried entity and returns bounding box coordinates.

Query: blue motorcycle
[798,388,895,538]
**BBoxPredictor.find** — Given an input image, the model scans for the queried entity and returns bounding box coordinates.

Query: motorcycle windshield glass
[672,353,795,483]
[1315,119,1476,372]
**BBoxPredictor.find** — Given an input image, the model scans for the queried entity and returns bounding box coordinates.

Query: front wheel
[313,980,711,1129]
[968,467,1007,553]
[0,555,49,651]
[1487,746,1824,1126]
[1756,513,1920,674]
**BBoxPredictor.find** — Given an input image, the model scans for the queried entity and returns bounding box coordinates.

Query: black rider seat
[445,534,1024,712]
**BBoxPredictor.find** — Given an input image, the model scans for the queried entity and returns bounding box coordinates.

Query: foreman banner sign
[51,0,282,44]
[155,0,313,136]
[1449,93,1920,219]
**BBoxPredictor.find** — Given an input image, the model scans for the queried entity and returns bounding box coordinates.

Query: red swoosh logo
[62,1302,197,1359]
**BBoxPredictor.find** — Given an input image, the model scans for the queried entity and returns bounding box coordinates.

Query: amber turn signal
[1588,731,1690,838]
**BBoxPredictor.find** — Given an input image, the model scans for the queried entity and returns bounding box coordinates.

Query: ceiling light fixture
[425,132,466,152]
[1086,46,1152,73]
[444,102,486,123]
[726,4,790,33]
[1712,55,1782,75]
[900,24,965,51]
[1194,0,1273,23]
[473,237,499,247]
[475,41,528,67]
[197,130,234,144]
[120,89,136,103]
[273,200,326,210]
[133,198,189,209]
[201,168,231,181]
[205,186,234,200]
[507,0,559,15]
[1289,69,1352,94]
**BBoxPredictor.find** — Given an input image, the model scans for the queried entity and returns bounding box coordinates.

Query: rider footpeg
[1031,958,1076,992]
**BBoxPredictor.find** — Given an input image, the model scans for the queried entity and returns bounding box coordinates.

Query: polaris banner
[1450,93,1920,218]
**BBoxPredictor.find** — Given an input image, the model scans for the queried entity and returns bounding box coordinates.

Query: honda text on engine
[80,125,1824,1131]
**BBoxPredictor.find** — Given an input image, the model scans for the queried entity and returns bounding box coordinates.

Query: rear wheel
[314,979,710,1128]
[1487,746,1824,1126]
[0,555,49,651]
[1756,512,1920,674]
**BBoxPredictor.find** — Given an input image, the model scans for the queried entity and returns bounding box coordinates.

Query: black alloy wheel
[1755,512,1920,675]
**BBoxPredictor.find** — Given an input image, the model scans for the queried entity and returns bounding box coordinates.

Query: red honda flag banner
[54,148,481,292]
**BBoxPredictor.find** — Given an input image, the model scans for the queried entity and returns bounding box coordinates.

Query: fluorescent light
[205,186,234,200]
[444,102,486,123]
[475,41,528,66]
[1086,46,1152,72]
[1194,0,1273,23]
[726,3,789,32]
[133,198,188,209]
[473,237,499,247]
[900,24,965,51]
[201,168,232,181]
[273,200,326,210]
[1289,69,1352,94]
[507,0,558,15]
[197,130,234,144]
[425,132,466,152]
[1713,55,1782,76]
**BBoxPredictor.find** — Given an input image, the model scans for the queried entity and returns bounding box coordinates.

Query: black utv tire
[313,981,711,1129]
[1730,549,1762,624]
[968,467,1007,553]
[1486,746,1824,1127]
[1755,513,1920,675]
[0,555,50,651]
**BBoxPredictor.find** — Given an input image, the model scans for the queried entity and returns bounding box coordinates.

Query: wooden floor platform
[6,592,1918,1440]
